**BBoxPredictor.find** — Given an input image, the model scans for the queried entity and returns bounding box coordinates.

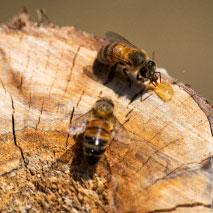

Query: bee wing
[105,31,136,48]
[111,116,130,145]
[68,110,93,135]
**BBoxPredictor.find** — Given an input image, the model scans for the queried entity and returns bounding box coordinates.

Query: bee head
[139,60,159,86]
[94,97,114,118]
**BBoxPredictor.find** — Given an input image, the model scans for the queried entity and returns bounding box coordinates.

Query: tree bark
[0,12,212,212]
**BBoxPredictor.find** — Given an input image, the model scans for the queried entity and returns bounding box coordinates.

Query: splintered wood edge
[177,82,213,136]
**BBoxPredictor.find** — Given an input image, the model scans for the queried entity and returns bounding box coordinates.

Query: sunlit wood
[0,12,212,212]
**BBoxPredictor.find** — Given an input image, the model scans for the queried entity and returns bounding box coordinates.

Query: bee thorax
[128,51,146,68]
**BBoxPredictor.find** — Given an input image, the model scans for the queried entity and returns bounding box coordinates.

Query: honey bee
[97,32,161,87]
[69,97,129,165]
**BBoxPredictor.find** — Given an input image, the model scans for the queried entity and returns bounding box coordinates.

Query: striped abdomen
[84,119,111,165]
[98,42,133,65]
[98,42,146,71]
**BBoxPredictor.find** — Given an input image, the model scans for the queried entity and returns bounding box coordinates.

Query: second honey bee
[69,97,129,165]
[98,32,161,87]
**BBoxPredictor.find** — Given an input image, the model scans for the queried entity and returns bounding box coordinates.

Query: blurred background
[0,0,212,102]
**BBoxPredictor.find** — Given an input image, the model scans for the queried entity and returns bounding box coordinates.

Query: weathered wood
[0,12,212,212]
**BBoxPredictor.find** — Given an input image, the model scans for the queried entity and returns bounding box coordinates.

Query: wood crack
[0,78,6,93]
[148,202,211,212]
[125,108,133,118]
[18,72,23,91]
[136,138,182,174]
[11,96,27,166]
[0,165,22,177]
[144,157,213,190]
[76,91,85,108]
[122,117,131,126]
[63,45,81,97]
[65,107,75,148]
[35,101,44,130]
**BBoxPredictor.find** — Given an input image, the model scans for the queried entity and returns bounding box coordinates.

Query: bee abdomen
[85,136,108,146]
[83,120,111,164]
[98,42,129,65]
[97,44,110,64]
[84,136,107,165]
[84,136,108,156]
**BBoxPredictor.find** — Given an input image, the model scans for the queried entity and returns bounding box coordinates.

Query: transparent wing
[105,31,136,48]
[68,110,93,135]
[110,116,130,144]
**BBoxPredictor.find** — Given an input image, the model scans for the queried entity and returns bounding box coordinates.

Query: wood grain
[0,12,212,212]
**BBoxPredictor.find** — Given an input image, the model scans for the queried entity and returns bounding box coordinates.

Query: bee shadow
[52,134,113,182]
[84,59,150,103]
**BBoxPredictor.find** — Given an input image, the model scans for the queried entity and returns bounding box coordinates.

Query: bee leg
[123,69,131,87]
[155,72,162,83]
[137,73,147,85]
[104,63,118,85]
[129,87,149,104]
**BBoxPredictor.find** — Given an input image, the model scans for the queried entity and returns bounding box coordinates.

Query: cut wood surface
[0,12,212,212]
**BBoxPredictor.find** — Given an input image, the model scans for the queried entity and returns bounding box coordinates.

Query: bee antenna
[152,51,155,61]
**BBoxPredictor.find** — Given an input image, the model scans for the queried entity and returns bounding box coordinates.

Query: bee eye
[139,67,147,76]
[147,60,155,67]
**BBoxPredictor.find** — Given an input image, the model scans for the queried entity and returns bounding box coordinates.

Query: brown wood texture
[0,12,212,212]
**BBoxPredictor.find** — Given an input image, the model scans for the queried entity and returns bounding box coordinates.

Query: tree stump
[0,12,212,212]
